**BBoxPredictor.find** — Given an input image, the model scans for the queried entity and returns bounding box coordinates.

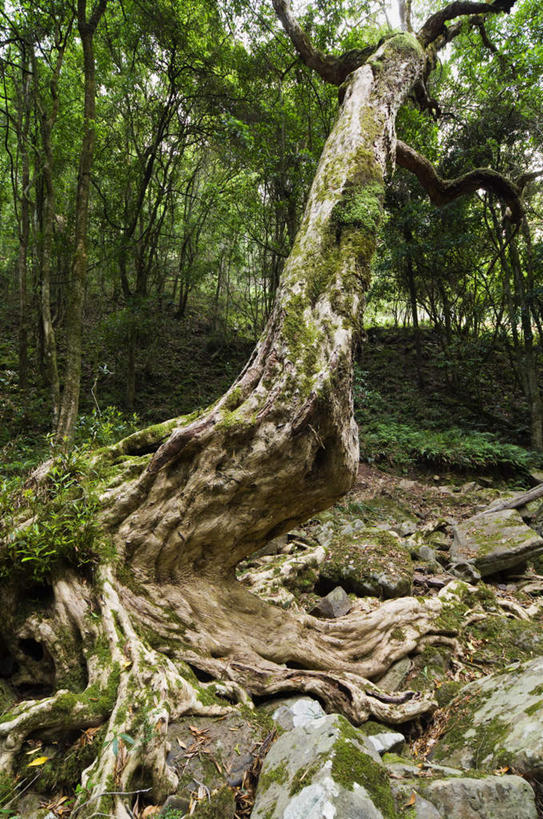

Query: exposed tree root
[0,560,458,816]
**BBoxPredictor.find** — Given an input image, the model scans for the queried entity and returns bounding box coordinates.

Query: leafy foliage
[0,449,101,584]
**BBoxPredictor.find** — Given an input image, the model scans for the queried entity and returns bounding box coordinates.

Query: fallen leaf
[27,756,49,767]
[404,792,416,807]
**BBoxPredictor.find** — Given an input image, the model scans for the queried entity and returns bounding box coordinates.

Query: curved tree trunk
[1,35,456,819]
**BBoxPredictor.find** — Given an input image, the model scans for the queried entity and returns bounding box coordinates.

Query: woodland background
[1,0,543,480]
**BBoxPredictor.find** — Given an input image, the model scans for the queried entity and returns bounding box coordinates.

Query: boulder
[391,775,537,819]
[366,731,405,755]
[420,775,537,819]
[450,509,543,576]
[267,696,326,731]
[252,714,396,818]
[319,527,413,599]
[310,585,351,618]
[166,708,270,797]
[432,655,543,776]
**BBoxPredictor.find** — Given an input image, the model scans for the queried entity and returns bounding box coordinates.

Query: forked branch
[396,139,524,222]
[419,1,517,47]
[271,0,378,85]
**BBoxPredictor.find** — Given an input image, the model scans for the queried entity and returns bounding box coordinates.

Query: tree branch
[396,139,523,222]
[419,1,517,47]
[270,0,377,85]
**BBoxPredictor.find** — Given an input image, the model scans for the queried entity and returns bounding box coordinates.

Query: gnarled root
[1,565,455,816]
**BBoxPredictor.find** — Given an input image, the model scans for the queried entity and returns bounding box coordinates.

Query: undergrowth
[0,448,106,584]
[354,364,540,475]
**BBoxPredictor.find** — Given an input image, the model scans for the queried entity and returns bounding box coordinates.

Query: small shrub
[0,449,102,584]
[75,405,139,447]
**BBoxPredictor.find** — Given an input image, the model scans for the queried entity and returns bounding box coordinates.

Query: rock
[191,784,236,817]
[166,709,270,803]
[375,656,412,691]
[253,534,289,558]
[432,655,543,776]
[418,544,439,563]
[14,792,47,819]
[319,527,413,599]
[399,479,416,491]
[160,795,191,816]
[267,696,326,731]
[252,714,395,819]
[451,509,543,576]
[393,519,418,537]
[449,559,481,583]
[421,775,537,819]
[461,481,481,493]
[366,731,405,755]
[390,782,442,818]
[310,585,351,619]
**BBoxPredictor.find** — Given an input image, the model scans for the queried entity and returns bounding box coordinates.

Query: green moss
[32,725,107,795]
[432,688,510,770]
[0,680,16,716]
[258,760,289,791]
[331,737,395,817]
[332,181,383,235]
[289,758,324,796]
[191,784,236,817]
[524,699,543,717]
[322,528,413,598]
[435,681,462,708]
[529,683,543,696]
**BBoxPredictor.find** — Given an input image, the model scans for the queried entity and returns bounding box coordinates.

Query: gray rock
[393,520,418,537]
[422,775,537,819]
[160,794,190,816]
[270,696,326,731]
[319,527,413,599]
[366,731,405,755]
[375,656,411,692]
[166,709,268,803]
[418,544,437,562]
[432,655,543,776]
[451,509,543,576]
[310,585,351,619]
[252,714,395,819]
[391,783,441,818]
[449,559,481,583]
[253,534,288,557]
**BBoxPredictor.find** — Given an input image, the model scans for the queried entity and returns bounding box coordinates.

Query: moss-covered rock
[252,713,396,818]
[431,655,543,775]
[319,527,413,598]
[451,509,543,576]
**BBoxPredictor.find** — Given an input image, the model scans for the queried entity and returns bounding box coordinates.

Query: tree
[0,1,532,816]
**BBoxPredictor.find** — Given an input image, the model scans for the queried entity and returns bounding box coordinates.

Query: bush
[0,449,102,584]
[359,421,538,473]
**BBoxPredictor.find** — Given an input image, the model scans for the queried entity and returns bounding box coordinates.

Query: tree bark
[55,0,108,445]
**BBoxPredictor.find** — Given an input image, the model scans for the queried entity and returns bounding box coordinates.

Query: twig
[71,787,152,815]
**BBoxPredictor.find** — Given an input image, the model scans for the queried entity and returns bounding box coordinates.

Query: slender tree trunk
[16,54,31,392]
[32,50,63,424]
[404,225,424,387]
[506,221,543,450]
[56,0,108,445]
